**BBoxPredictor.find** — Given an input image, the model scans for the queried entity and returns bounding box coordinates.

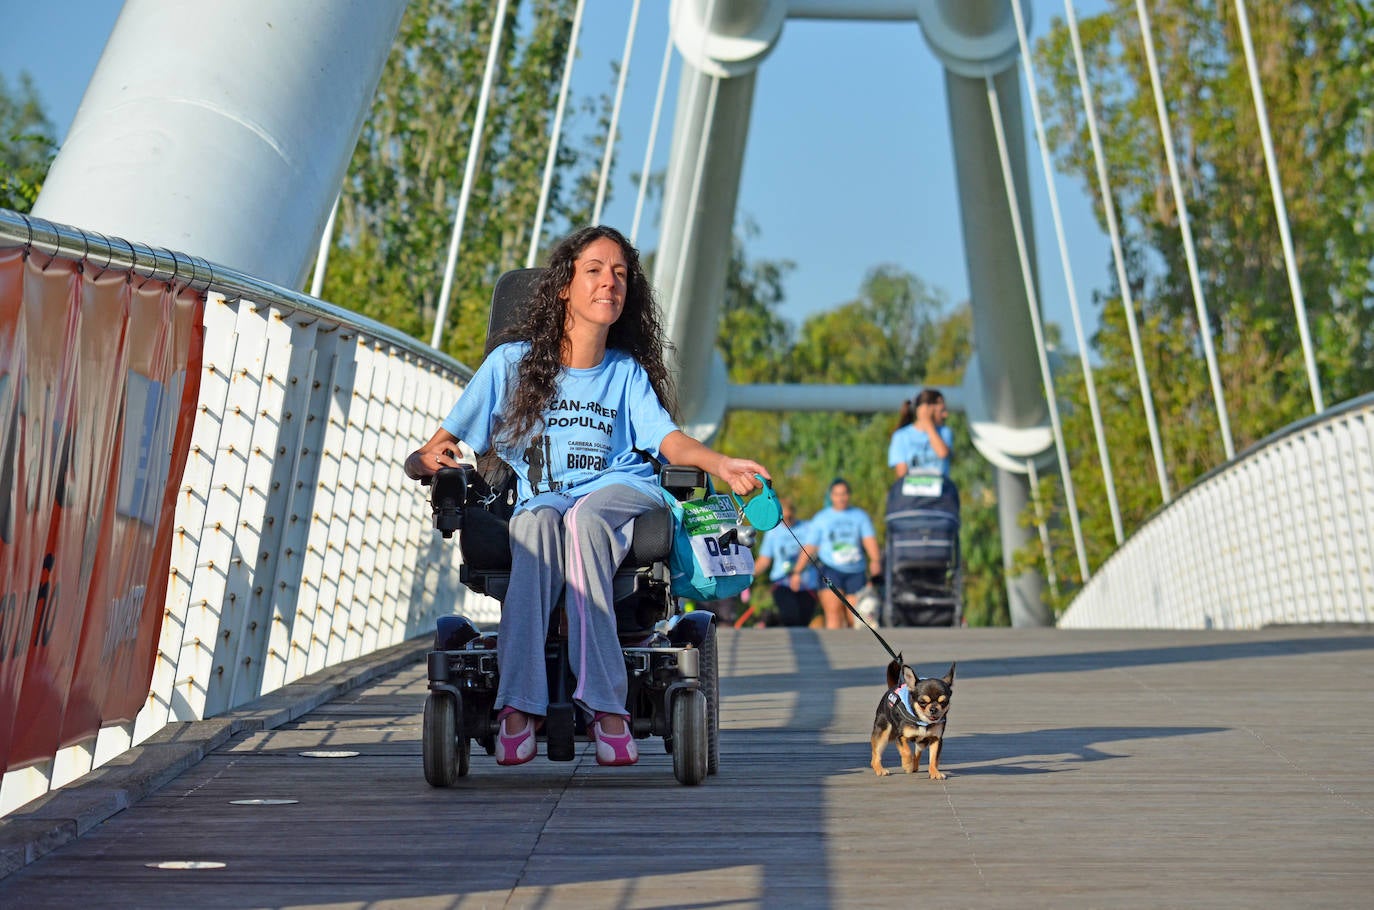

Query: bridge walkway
[2,625,1372,908]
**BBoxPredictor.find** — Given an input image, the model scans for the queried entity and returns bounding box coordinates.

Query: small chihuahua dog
[870,657,955,779]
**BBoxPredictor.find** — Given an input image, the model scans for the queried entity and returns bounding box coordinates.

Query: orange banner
[0,249,204,771]
[85,279,203,734]
[0,249,79,771]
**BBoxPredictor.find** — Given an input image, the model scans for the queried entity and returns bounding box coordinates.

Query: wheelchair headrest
[486,267,545,356]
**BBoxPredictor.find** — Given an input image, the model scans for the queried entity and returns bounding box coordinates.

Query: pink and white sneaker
[495,707,537,766]
[591,712,638,766]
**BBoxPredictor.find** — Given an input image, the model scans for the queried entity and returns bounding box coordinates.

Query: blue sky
[1,0,1112,348]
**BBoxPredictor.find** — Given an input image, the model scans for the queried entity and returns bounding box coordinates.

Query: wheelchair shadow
[651,626,1361,904]
[721,629,1374,699]
[34,625,1335,910]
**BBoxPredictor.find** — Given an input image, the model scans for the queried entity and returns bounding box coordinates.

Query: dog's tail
[885,654,904,689]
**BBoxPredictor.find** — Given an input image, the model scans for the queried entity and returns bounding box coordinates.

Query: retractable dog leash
[739,476,902,663]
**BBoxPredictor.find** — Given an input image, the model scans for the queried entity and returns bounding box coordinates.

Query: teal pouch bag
[664,482,751,600]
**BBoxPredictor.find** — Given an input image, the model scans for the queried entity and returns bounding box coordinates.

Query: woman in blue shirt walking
[791,479,881,629]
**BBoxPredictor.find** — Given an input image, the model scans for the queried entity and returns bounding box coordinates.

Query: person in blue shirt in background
[887,388,953,478]
[791,478,881,629]
[743,497,818,627]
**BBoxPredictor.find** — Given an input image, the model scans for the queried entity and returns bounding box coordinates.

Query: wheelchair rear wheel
[671,688,708,785]
[423,691,469,786]
[700,623,720,775]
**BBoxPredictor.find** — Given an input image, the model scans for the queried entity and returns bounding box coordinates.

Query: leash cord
[781,521,901,663]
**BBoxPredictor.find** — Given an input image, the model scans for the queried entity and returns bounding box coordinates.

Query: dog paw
[928,770,946,780]
[872,767,891,777]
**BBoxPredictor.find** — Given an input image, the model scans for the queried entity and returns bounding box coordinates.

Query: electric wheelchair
[419,269,721,787]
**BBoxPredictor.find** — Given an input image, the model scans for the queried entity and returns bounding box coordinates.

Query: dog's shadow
[936,724,1227,776]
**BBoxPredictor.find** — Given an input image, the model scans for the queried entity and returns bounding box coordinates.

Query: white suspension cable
[593,0,642,226]
[432,0,510,350]
[1011,0,1124,545]
[1233,0,1323,413]
[986,72,1091,583]
[1134,0,1235,459]
[308,191,339,299]
[1026,458,1060,598]
[527,0,587,268]
[631,22,675,245]
[1064,0,1171,504]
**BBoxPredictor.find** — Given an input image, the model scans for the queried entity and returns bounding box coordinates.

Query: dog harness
[888,684,943,728]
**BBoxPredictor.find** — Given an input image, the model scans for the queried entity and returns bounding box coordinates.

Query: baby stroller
[419,269,721,787]
[881,472,962,627]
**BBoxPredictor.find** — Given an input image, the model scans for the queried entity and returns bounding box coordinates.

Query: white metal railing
[1060,393,1374,628]
[0,211,494,812]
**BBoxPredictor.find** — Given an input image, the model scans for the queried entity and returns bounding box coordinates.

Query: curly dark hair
[494,225,678,447]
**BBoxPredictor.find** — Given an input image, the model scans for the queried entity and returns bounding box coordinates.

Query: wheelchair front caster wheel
[671,689,708,785]
[546,702,577,761]
[423,691,469,786]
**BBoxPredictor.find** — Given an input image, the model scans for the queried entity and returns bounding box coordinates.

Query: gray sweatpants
[496,483,663,719]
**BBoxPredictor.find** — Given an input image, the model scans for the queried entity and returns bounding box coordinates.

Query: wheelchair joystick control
[429,466,469,539]
[433,502,463,538]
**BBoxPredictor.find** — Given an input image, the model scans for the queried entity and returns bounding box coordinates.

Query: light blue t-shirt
[887,424,954,476]
[759,520,818,589]
[441,342,679,507]
[806,506,876,571]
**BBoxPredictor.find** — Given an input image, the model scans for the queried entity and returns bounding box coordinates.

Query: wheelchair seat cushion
[458,503,674,575]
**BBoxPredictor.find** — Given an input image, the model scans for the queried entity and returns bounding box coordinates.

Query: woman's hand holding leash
[717,456,769,495]
[659,431,768,496]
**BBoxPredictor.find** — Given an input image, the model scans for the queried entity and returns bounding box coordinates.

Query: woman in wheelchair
[405,225,768,767]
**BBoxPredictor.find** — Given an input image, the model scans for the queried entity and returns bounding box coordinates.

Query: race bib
[829,540,862,567]
[681,495,751,577]
[903,469,944,499]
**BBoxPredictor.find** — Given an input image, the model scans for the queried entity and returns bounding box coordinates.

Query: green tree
[0,72,57,213]
[738,265,948,526]
[317,0,609,367]
[717,221,794,385]
[717,262,1009,626]
[1029,0,1374,606]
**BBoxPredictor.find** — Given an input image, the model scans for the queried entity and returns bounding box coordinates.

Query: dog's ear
[886,659,902,689]
[943,662,956,687]
[901,665,919,689]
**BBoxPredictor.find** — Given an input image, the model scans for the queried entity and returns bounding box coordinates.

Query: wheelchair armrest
[628,505,673,564]
[429,465,479,539]
[659,465,707,501]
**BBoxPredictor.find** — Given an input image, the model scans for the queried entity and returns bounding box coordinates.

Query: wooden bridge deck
[3,624,1373,908]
